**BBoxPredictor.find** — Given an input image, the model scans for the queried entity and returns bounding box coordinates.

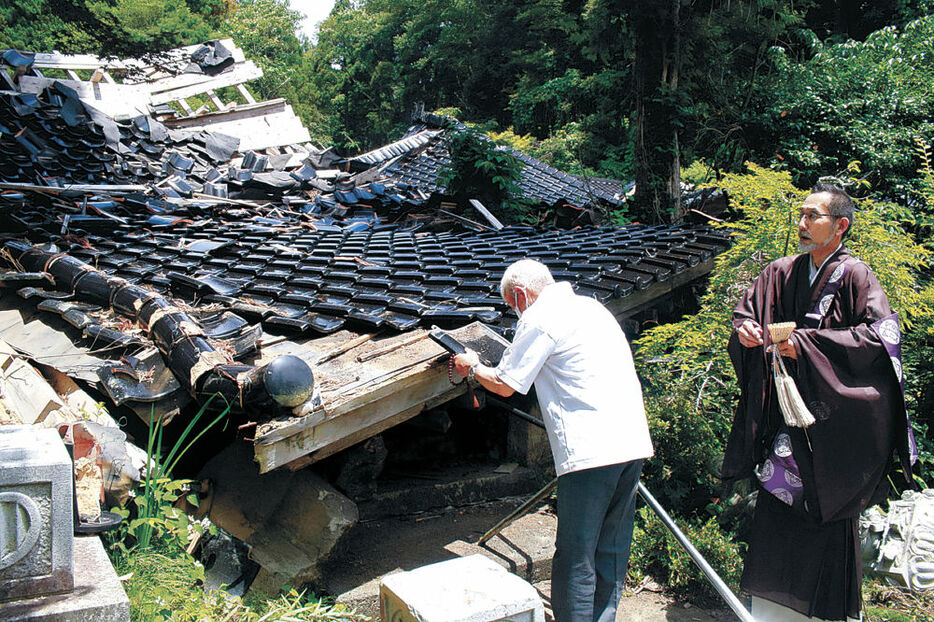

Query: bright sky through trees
[288,0,335,41]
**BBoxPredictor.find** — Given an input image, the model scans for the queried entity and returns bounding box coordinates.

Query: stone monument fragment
[860,488,934,592]
[0,425,74,602]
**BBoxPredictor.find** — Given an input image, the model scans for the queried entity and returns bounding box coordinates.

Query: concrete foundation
[380,554,544,622]
[505,401,552,472]
[0,535,129,621]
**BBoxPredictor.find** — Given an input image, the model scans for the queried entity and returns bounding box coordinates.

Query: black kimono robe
[723,247,913,620]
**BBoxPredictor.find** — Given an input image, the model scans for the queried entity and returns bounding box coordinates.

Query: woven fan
[767,322,796,343]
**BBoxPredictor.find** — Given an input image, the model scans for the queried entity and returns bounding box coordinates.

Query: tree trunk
[669,0,682,221]
[631,1,682,224]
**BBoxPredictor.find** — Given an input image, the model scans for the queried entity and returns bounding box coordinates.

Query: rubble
[0,39,733,593]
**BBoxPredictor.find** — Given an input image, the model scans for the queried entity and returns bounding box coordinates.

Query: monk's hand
[737,320,764,348]
[453,349,480,376]
[776,337,798,359]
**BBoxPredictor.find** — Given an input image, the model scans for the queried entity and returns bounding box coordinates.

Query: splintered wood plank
[0,357,64,425]
[468,199,504,230]
[253,323,508,473]
[207,90,225,110]
[237,83,257,104]
[163,100,311,150]
[148,61,264,104]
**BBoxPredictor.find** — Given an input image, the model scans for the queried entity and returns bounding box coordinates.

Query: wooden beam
[254,357,463,473]
[148,61,264,104]
[1,69,18,90]
[468,199,504,230]
[162,100,311,150]
[237,83,257,104]
[177,98,194,115]
[31,52,112,72]
[0,356,64,425]
[207,90,225,110]
[253,322,508,473]
[283,403,424,472]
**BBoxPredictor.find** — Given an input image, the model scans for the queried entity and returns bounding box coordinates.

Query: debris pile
[0,39,729,450]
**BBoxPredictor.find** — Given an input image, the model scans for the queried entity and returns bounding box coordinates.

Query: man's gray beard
[798,240,818,253]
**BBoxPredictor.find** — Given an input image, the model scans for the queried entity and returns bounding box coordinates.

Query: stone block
[506,400,552,472]
[379,554,544,622]
[0,535,129,621]
[196,443,358,592]
[0,426,73,602]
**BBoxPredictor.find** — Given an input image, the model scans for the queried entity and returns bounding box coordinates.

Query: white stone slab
[379,554,544,622]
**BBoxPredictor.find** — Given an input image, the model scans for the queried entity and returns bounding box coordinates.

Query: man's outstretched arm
[452,350,516,397]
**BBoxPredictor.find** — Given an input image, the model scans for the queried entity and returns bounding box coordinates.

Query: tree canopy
[4,0,934,218]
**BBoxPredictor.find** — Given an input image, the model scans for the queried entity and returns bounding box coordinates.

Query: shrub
[748,16,934,204]
[629,507,745,603]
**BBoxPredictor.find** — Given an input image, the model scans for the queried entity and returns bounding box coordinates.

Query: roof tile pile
[0,46,730,419]
[355,114,627,208]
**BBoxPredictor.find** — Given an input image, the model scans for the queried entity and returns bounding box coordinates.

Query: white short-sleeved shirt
[495,282,653,476]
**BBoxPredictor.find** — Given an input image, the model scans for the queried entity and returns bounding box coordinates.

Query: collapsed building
[0,41,730,597]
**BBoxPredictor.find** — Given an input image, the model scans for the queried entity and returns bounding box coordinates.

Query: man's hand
[453,348,515,398]
[736,320,764,348]
[453,349,480,376]
[776,337,798,360]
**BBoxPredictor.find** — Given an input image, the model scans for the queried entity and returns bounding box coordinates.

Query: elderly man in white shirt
[454,259,653,622]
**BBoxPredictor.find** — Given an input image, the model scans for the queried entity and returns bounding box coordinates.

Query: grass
[109,541,367,622]
[104,394,368,621]
[864,579,934,622]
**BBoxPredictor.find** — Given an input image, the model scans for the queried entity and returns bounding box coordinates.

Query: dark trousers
[552,460,643,622]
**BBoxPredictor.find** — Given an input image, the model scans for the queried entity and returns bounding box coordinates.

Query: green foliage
[750,16,934,202]
[0,0,217,56]
[104,394,369,621]
[438,126,529,221]
[902,281,934,487]
[629,507,744,602]
[113,548,365,621]
[107,395,230,557]
[93,0,217,52]
[681,160,716,187]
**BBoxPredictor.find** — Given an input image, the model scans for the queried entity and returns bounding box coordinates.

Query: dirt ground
[318,496,738,621]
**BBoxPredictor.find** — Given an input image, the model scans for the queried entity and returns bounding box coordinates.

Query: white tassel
[772,347,816,428]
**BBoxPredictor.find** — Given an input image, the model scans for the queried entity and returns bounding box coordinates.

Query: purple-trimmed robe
[723,247,912,620]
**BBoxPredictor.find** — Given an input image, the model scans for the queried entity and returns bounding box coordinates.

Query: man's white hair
[500,259,555,300]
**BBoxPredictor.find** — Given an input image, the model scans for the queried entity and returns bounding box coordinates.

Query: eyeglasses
[798,210,834,223]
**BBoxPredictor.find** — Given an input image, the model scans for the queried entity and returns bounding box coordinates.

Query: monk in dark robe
[723,184,916,621]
